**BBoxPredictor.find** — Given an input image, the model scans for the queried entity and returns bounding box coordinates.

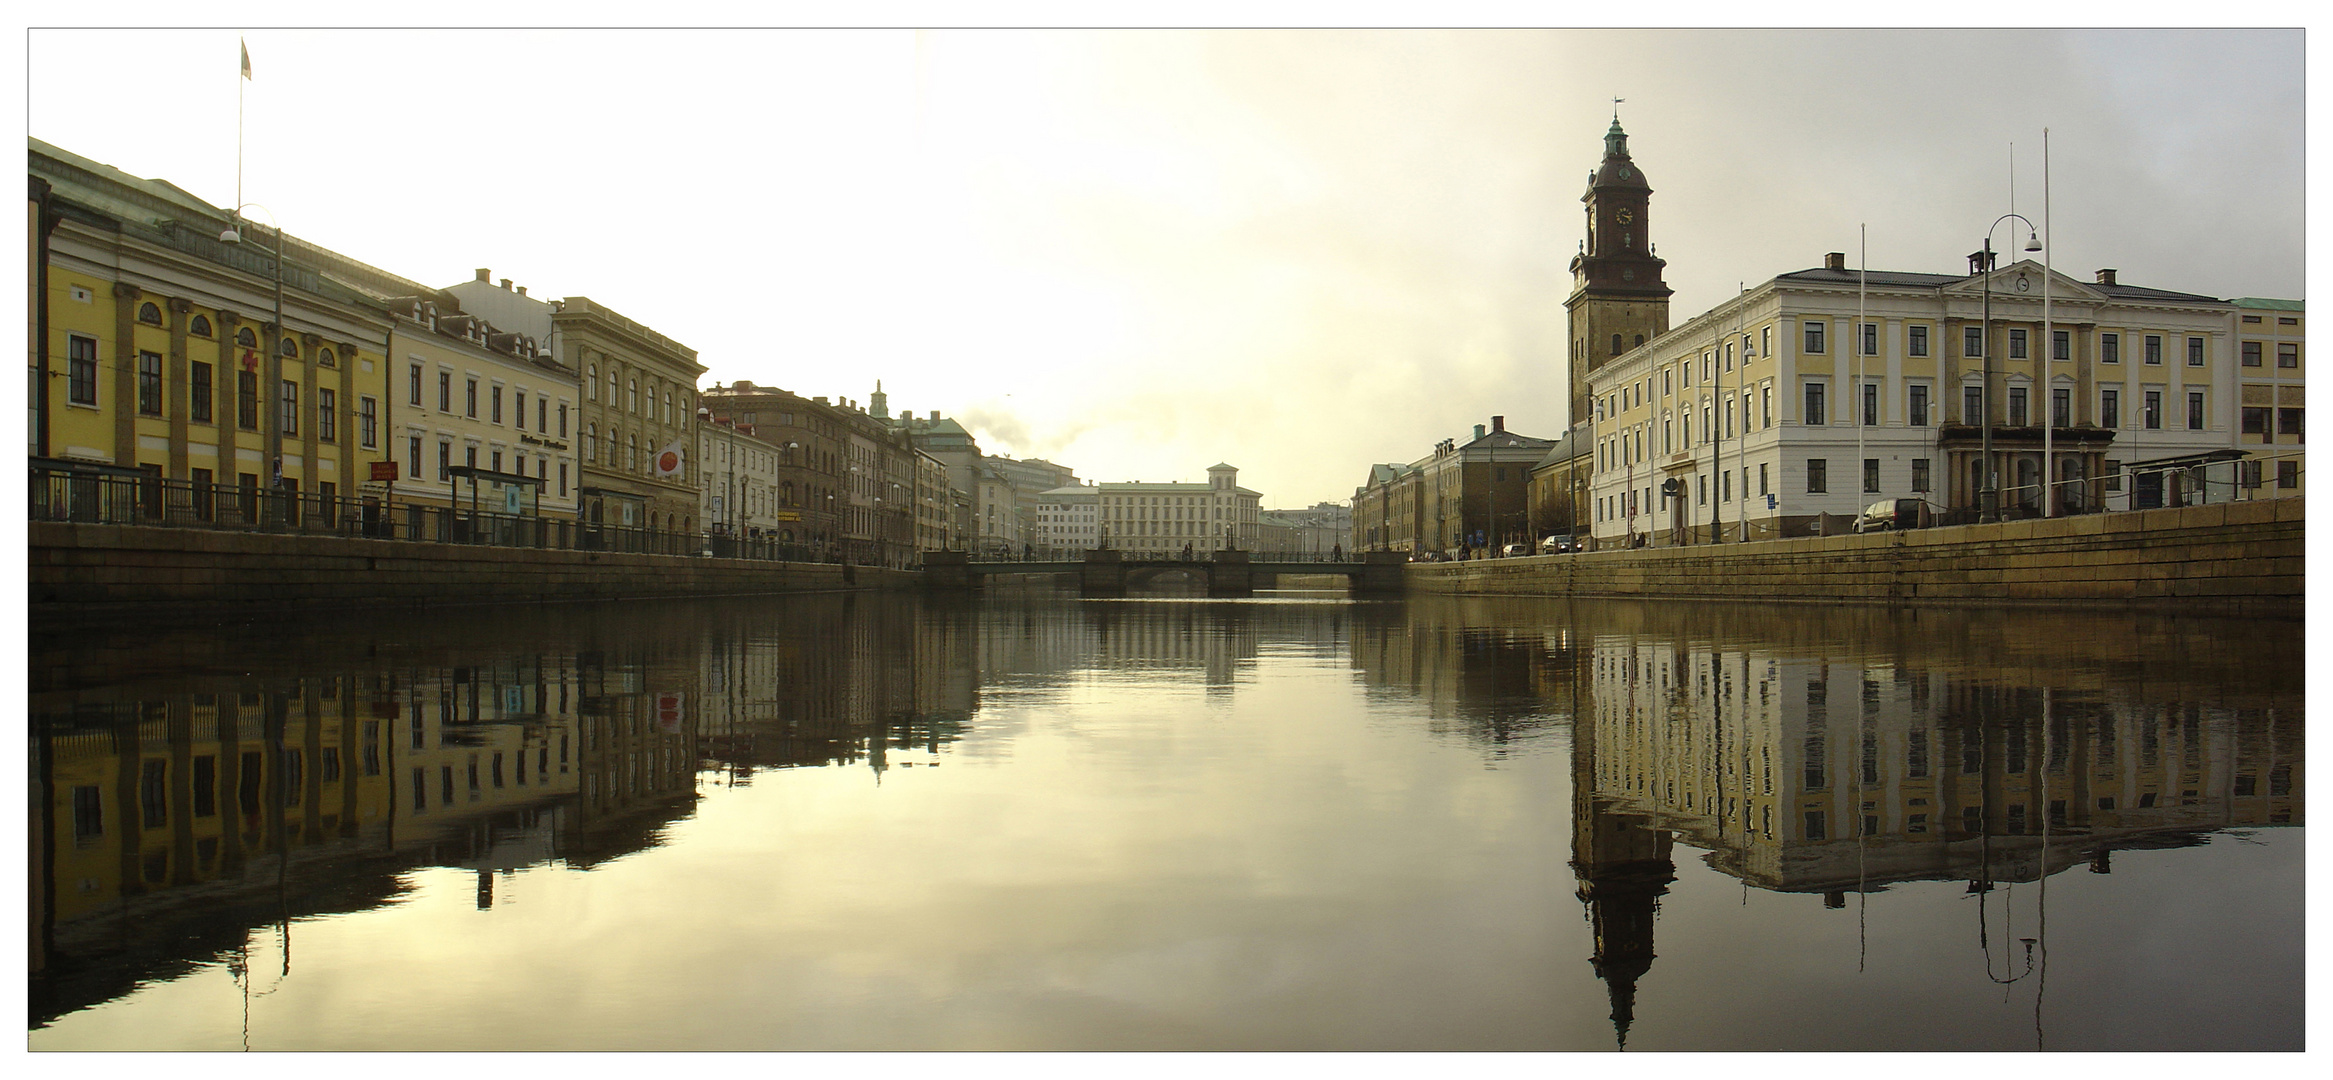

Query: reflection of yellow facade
[395,657,581,831]
[40,685,394,928]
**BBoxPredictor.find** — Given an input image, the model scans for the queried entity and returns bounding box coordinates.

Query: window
[137,351,163,415]
[2278,343,2299,368]
[1908,384,1929,426]
[410,363,423,404]
[1758,463,1769,496]
[514,391,525,430]
[138,301,162,326]
[1908,325,1929,357]
[238,370,258,428]
[2008,386,2028,427]
[1863,458,1880,494]
[629,378,639,413]
[466,445,477,471]
[2101,389,2120,429]
[2144,335,2163,365]
[491,450,502,472]
[466,378,478,418]
[559,462,568,497]
[190,315,213,337]
[67,335,98,405]
[1804,322,1826,354]
[1807,458,1827,493]
[1761,384,1772,428]
[280,379,299,435]
[191,361,213,422]
[2053,387,2071,428]
[586,423,598,463]
[1964,326,1984,358]
[1911,458,1931,492]
[2143,390,2162,430]
[2009,328,2028,359]
[2188,337,2205,366]
[1861,382,1878,426]
[539,397,549,433]
[2102,333,2121,364]
[1804,382,1826,426]
[2053,329,2070,360]
[360,397,377,448]
[409,435,423,479]
[1964,386,1984,426]
[438,440,451,481]
[2277,461,2298,489]
[236,327,257,348]
[318,388,336,441]
[279,335,297,358]
[1762,326,1772,358]
[558,403,568,437]
[2279,407,2303,437]
[1610,333,1623,356]
[492,385,504,424]
[2188,392,2205,431]
[438,371,452,412]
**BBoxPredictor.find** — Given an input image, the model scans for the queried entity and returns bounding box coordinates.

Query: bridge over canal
[923,549,1408,597]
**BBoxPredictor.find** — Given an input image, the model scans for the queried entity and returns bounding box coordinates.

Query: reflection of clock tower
[1565,111,1673,429]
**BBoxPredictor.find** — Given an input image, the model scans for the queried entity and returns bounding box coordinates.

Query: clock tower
[1564,111,1673,429]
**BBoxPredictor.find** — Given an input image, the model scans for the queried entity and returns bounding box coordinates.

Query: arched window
[1635,334,1645,348]
[1611,334,1623,356]
[586,423,597,463]
[236,327,257,348]
[279,336,298,357]
[137,302,163,325]
[588,363,598,401]
[318,348,335,367]
[629,378,638,414]
[629,433,638,471]
[608,367,618,405]
[190,315,213,337]
[783,480,794,505]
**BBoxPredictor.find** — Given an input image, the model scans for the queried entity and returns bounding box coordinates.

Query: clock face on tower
[1616,208,1634,225]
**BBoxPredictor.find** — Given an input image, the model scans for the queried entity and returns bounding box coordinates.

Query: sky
[25,24,2306,507]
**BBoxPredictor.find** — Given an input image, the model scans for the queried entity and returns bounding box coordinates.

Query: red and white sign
[654,692,686,733]
[653,439,685,477]
[370,461,400,482]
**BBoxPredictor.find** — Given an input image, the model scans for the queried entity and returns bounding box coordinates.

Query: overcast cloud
[28,27,2302,506]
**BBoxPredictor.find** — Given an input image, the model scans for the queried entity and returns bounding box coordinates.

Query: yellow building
[2231,298,2305,499]
[32,138,398,524]
[560,297,705,535]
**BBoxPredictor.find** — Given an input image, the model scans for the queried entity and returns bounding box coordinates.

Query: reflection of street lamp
[220,204,287,519]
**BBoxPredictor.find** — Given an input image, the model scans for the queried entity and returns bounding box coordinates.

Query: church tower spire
[1564,109,1673,431]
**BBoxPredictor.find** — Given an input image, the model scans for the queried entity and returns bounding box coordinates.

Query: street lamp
[1979,214,2043,522]
[220,204,287,523]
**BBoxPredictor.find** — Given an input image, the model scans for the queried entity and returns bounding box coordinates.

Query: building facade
[1582,255,2270,547]
[381,296,578,520]
[1350,417,1553,555]
[2230,297,2306,499]
[33,139,396,526]
[1098,463,1261,556]
[1033,482,1100,555]
[560,297,704,534]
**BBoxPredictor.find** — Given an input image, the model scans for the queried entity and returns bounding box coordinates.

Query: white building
[1584,253,2279,547]
[697,416,784,538]
[1098,463,1262,556]
[382,297,579,521]
[1033,482,1099,555]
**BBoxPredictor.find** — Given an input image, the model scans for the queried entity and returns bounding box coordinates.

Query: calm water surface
[27,591,2303,1050]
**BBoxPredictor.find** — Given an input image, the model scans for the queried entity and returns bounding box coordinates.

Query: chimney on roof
[1474,424,1487,440]
[499,278,512,291]
[515,285,526,297]
[475,268,490,282]
[1492,415,1505,433]
[1825,252,1846,271]
[2096,268,2118,286]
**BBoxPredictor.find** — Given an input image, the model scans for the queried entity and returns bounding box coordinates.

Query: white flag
[653,438,685,477]
[241,39,252,80]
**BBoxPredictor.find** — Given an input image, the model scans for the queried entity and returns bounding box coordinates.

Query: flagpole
[1858,224,1866,519]
[2042,128,2055,517]
[237,38,246,220]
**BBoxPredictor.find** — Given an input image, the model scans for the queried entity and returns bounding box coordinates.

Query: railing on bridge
[29,464,847,564]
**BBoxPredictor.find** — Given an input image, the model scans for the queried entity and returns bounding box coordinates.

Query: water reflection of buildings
[1350,598,1576,752]
[1557,603,2303,1049]
[30,648,699,1028]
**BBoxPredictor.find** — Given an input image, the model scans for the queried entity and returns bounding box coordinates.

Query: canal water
[27,589,2303,1051]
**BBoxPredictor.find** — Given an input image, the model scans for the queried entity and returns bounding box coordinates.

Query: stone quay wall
[27,522,915,618]
[1405,498,2303,615]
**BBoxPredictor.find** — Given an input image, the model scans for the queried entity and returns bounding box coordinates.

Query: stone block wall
[1406,499,2302,615]
[28,522,911,617]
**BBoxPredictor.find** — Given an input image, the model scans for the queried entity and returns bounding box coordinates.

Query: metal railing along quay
[30,464,846,564]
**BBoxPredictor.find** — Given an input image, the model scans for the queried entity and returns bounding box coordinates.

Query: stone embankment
[1406,498,2302,615]
[28,522,913,619]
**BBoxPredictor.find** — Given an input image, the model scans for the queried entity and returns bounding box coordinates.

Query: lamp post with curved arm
[220,203,287,524]
[1980,214,2043,522]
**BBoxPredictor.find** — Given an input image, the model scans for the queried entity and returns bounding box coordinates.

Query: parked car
[1501,542,1532,557]
[1854,498,1933,533]
[1540,534,1577,554]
